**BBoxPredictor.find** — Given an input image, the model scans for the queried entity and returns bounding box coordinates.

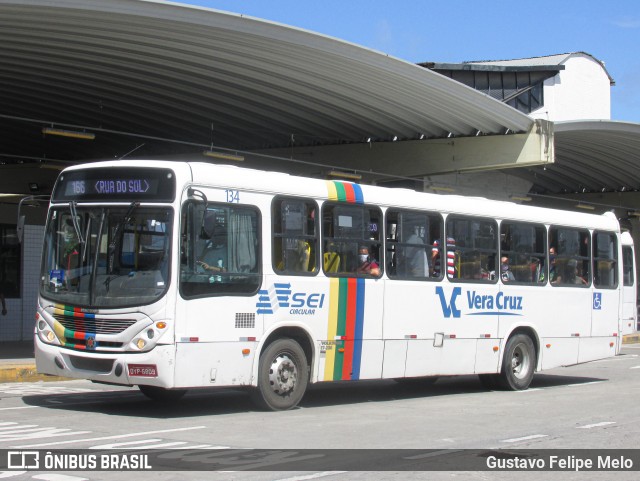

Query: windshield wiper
[109,202,140,249]
[69,201,86,245]
[108,202,140,274]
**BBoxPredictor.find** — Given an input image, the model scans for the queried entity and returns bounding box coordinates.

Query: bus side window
[446,216,497,282]
[593,231,617,288]
[180,201,261,298]
[386,209,442,280]
[272,197,318,275]
[623,245,635,286]
[322,203,382,278]
[500,221,546,285]
[549,226,590,287]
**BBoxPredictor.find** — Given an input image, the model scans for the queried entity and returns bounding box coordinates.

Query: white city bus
[34,160,633,410]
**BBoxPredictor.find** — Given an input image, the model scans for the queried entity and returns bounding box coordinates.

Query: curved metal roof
[514,121,640,195]
[0,0,532,175]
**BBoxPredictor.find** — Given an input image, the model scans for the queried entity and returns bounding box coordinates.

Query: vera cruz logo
[436,286,523,318]
[436,286,462,318]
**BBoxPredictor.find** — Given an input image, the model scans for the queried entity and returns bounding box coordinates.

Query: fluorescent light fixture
[39,163,67,171]
[510,195,532,202]
[328,170,362,181]
[42,127,95,140]
[576,203,595,210]
[202,150,244,162]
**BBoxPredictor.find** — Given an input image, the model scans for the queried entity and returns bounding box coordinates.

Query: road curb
[0,363,68,383]
[622,334,640,345]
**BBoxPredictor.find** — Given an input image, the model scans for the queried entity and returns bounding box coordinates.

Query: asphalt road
[1,345,639,481]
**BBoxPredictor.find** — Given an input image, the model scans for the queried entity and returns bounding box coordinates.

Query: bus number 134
[225,189,240,203]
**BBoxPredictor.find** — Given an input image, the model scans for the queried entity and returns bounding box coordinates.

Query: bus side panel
[590,289,620,337]
[381,340,407,378]
[405,341,440,377]
[540,337,579,369]
[383,280,430,378]
[577,337,617,364]
[474,338,500,374]
[437,339,479,375]
[312,277,384,382]
[174,341,255,387]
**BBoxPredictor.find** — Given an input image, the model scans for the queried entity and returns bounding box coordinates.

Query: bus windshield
[41,205,172,308]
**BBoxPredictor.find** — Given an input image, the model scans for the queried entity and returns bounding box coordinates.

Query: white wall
[530,53,611,122]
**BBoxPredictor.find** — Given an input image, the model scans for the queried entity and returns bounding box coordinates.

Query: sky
[179,0,640,123]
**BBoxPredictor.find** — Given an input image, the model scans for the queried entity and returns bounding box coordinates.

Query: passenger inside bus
[198,212,227,274]
[500,256,515,282]
[356,245,380,276]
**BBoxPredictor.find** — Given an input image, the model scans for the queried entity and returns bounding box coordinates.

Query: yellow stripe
[53,320,66,341]
[324,278,340,381]
[326,180,338,201]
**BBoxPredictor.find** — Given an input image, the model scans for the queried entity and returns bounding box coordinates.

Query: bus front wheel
[499,334,536,390]
[251,338,309,411]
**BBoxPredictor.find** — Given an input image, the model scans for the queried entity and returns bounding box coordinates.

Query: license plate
[128,364,158,377]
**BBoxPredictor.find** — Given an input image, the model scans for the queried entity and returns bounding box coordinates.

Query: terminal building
[0,0,639,341]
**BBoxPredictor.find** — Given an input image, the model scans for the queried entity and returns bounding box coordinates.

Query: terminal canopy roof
[515,121,640,196]
[0,0,532,193]
[1,0,639,201]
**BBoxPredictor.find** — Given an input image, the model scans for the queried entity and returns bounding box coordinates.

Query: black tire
[498,334,536,390]
[139,385,187,402]
[251,338,309,411]
[478,373,500,390]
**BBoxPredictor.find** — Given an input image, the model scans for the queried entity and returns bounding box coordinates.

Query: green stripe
[333,277,348,379]
[334,181,347,202]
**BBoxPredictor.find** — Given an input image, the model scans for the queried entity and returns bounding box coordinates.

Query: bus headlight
[37,323,61,346]
[136,338,146,350]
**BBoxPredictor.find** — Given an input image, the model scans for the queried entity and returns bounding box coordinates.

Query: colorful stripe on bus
[326,180,364,204]
[51,304,97,349]
[324,180,365,380]
[325,277,366,381]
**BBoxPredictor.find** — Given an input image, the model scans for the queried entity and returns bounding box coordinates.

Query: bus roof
[64,159,621,232]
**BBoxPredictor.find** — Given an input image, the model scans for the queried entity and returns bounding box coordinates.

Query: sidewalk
[1,335,639,383]
[0,341,63,383]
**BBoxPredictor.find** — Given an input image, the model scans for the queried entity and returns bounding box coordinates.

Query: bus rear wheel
[251,338,309,411]
[139,385,187,401]
[499,334,536,390]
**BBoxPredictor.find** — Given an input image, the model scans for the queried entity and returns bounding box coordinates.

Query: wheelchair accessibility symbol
[593,292,602,310]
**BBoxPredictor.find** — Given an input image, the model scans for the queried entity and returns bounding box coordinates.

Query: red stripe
[73,331,86,339]
[342,182,356,203]
[342,277,357,379]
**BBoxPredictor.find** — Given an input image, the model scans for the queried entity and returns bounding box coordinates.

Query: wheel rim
[511,343,531,379]
[268,352,298,396]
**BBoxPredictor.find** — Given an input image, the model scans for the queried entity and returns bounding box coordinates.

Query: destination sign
[66,178,153,196]
[52,167,176,202]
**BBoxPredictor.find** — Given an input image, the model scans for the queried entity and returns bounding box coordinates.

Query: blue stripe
[351,278,365,380]
[352,183,364,204]
[467,312,522,316]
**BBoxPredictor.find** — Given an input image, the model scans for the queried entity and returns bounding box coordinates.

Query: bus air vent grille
[235,313,256,329]
[54,315,136,335]
[68,356,114,373]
